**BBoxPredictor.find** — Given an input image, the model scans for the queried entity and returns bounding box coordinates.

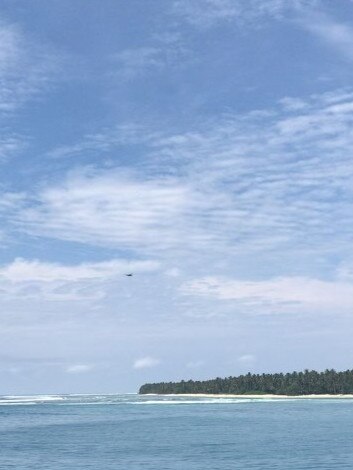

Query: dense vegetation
[139,369,353,395]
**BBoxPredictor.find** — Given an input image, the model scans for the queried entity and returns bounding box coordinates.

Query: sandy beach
[151,393,353,399]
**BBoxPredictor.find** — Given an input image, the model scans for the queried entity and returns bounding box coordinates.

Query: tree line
[139,369,353,395]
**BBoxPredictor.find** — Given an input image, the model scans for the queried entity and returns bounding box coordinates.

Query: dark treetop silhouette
[139,369,353,395]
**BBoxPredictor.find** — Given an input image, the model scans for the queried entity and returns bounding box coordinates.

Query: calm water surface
[0,394,353,469]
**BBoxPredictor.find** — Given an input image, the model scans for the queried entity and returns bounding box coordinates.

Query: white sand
[157,393,353,399]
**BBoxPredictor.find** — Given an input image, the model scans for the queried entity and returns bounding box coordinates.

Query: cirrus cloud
[172,0,318,28]
[182,275,353,315]
[0,257,159,301]
[3,88,353,263]
[0,19,60,113]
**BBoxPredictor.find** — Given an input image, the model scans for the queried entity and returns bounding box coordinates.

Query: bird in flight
[125,273,133,277]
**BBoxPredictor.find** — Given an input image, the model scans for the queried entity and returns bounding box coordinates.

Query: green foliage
[139,369,353,395]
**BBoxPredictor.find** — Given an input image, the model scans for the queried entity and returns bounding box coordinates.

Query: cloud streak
[133,356,160,369]
[0,258,159,301]
[0,19,59,114]
[301,12,353,62]
[182,275,353,315]
[13,169,227,254]
[172,0,317,28]
[66,364,93,374]
[15,88,353,262]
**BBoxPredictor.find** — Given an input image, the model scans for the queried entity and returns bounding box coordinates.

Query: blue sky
[1,0,353,393]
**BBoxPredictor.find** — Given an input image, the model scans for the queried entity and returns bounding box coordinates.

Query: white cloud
[46,123,159,159]
[133,356,160,369]
[0,192,26,210]
[172,0,316,28]
[0,257,159,301]
[66,364,93,374]
[109,28,189,79]
[182,275,353,315]
[0,135,25,162]
[0,258,157,282]
[279,97,308,111]
[301,13,353,62]
[14,169,225,253]
[0,19,59,113]
[0,17,59,198]
[4,88,353,263]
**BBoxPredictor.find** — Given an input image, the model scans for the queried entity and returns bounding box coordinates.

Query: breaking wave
[0,394,305,406]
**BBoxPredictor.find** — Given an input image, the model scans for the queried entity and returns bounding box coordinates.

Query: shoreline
[142,393,353,399]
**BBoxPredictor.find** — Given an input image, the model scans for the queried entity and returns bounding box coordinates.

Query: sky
[1,0,353,394]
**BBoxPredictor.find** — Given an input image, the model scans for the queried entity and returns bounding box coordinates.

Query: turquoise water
[1,394,353,469]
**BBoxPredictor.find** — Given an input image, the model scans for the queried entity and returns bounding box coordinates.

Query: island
[139,369,353,396]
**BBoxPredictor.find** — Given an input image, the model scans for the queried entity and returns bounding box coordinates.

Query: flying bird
[125,273,133,277]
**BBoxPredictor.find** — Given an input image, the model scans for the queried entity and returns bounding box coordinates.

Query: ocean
[0,394,353,469]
